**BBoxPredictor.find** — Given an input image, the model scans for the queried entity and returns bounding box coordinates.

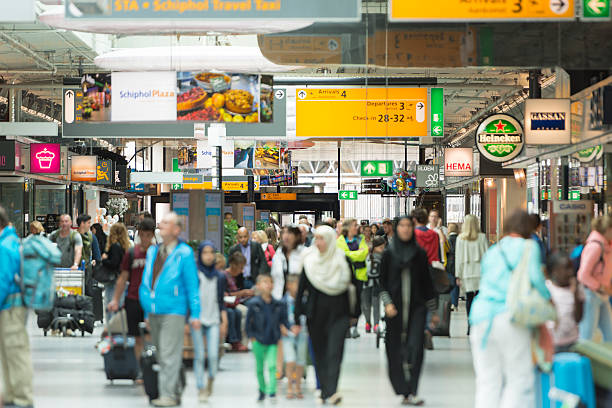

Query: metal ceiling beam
[0,32,56,73]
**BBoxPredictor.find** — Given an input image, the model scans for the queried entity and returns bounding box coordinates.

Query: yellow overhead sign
[182,181,259,191]
[296,88,428,138]
[389,0,575,21]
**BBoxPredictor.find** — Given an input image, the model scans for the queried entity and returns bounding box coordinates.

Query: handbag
[92,261,116,284]
[501,243,556,328]
[429,261,451,294]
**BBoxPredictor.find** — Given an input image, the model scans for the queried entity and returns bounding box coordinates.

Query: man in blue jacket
[0,206,34,408]
[139,212,200,407]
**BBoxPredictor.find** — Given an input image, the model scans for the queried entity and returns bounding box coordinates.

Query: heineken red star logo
[475,114,524,163]
[494,120,506,132]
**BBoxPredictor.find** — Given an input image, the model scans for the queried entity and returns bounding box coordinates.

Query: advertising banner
[177,72,272,123]
[524,99,571,144]
[205,192,223,251]
[114,164,129,188]
[444,148,474,177]
[172,193,190,242]
[242,205,255,232]
[416,165,439,188]
[79,74,111,122]
[112,71,177,122]
[476,114,524,162]
[30,143,61,174]
[255,141,280,169]
[71,156,97,182]
[66,0,360,21]
[234,140,255,169]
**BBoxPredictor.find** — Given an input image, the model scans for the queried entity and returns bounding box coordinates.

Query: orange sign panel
[296,88,428,138]
[389,0,575,21]
[260,193,296,201]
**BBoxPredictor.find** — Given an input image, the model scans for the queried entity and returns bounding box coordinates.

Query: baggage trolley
[52,267,86,337]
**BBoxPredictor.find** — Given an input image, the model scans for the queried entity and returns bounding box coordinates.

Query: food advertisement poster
[80,73,111,121]
[71,155,97,182]
[280,149,292,170]
[112,71,177,122]
[177,72,273,124]
[234,140,255,169]
[30,143,61,174]
[255,141,280,169]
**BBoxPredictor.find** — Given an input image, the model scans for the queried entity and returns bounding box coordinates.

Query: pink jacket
[578,231,612,292]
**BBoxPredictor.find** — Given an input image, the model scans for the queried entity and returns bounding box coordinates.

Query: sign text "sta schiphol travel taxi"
[389,0,575,21]
[296,88,443,138]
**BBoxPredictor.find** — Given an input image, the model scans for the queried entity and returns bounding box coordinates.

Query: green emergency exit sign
[339,190,358,200]
[583,0,610,19]
[431,88,444,137]
[360,160,393,177]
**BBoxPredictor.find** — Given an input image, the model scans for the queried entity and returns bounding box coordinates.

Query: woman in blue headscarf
[191,241,228,403]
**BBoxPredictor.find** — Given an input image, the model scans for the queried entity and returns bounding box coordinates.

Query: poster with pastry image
[255,141,280,169]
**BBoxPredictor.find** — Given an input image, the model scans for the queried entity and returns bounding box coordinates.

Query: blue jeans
[226,308,242,343]
[190,324,220,390]
[104,282,125,324]
[579,288,612,342]
[450,275,459,307]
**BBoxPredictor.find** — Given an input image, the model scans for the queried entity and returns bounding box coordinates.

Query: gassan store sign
[476,114,524,163]
[67,0,360,21]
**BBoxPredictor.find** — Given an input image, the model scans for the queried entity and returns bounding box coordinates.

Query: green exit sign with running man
[338,190,358,200]
[360,160,393,177]
[583,0,611,19]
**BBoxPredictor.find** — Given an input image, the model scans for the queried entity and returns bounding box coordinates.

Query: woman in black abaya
[380,216,439,406]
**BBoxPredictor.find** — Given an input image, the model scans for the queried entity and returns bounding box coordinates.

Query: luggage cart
[52,268,86,337]
[55,267,85,296]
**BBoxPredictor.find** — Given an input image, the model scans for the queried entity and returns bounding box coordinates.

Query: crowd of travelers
[0,203,611,407]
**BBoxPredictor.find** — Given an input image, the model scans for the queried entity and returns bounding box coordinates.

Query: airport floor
[27,306,475,408]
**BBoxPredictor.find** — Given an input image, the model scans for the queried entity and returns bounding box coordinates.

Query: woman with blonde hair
[101,222,131,321]
[29,220,45,236]
[578,215,612,341]
[256,230,276,268]
[456,214,488,330]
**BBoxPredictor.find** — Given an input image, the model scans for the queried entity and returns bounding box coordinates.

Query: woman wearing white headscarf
[294,225,351,406]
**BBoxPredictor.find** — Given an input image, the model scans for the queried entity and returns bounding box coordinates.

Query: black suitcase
[431,294,452,337]
[139,323,186,402]
[103,335,139,382]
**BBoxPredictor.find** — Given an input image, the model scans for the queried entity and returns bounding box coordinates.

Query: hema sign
[444,148,473,177]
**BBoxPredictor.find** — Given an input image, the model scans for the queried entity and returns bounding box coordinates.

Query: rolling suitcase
[139,323,186,402]
[431,294,451,337]
[538,352,596,408]
[103,313,139,383]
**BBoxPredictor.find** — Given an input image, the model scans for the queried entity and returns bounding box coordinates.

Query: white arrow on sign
[65,90,75,124]
[363,162,376,174]
[433,125,443,135]
[588,0,606,13]
[341,192,348,198]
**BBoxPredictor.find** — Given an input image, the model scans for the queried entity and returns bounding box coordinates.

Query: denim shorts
[282,332,308,366]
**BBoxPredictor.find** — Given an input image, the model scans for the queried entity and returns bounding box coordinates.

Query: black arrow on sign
[552,0,566,12]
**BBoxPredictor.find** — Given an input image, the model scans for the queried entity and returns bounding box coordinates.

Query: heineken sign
[475,114,524,163]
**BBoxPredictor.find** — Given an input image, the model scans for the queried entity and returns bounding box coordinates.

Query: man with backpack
[0,206,34,408]
[49,214,83,270]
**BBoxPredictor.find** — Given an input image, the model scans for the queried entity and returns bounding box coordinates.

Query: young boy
[246,274,295,402]
[545,252,585,353]
[282,274,309,400]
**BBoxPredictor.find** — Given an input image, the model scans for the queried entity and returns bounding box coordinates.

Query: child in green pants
[246,274,298,402]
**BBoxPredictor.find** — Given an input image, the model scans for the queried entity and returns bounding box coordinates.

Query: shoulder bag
[501,243,556,327]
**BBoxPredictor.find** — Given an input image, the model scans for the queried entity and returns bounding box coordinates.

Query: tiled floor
[27,307,475,407]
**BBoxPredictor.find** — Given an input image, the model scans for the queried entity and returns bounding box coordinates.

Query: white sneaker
[402,394,424,406]
[198,389,208,403]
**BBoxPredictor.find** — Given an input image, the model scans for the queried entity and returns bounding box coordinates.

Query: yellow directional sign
[389,0,575,21]
[296,88,428,138]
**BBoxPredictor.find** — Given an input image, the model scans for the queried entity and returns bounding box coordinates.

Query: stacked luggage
[36,294,95,337]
